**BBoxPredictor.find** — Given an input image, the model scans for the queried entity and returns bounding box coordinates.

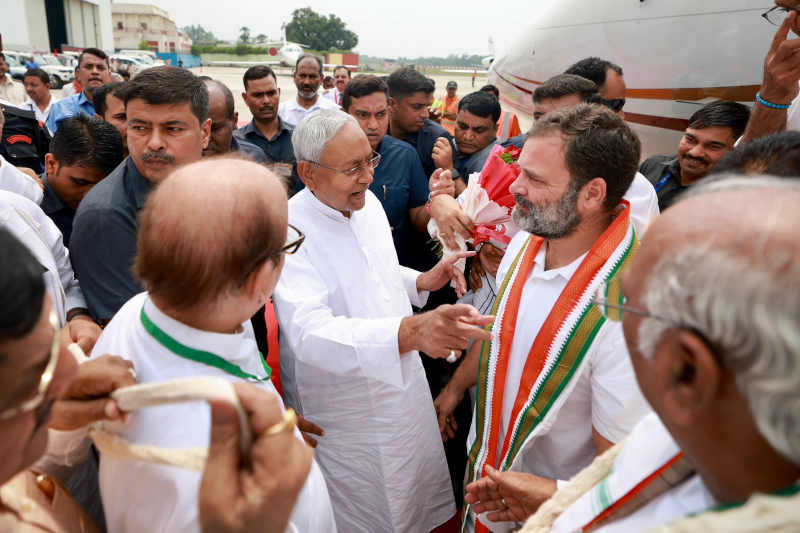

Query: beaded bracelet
[756,92,792,110]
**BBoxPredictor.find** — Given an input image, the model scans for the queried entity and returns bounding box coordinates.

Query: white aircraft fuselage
[489,1,777,157]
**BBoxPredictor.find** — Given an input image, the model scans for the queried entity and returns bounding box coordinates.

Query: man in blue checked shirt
[46,48,112,134]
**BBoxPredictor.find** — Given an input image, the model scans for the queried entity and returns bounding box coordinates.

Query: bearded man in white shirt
[511,176,800,532]
[92,158,336,533]
[273,108,495,532]
[460,104,650,533]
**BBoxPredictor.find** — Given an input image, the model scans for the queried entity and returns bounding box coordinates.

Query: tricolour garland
[466,202,637,531]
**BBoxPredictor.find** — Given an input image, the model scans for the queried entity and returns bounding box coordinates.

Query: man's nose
[509,172,524,195]
[147,129,166,151]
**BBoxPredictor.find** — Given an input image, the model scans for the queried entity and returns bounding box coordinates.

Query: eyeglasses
[762,5,800,26]
[278,223,305,255]
[592,279,670,324]
[599,98,626,113]
[307,152,381,177]
[0,311,60,420]
[237,224,306,287]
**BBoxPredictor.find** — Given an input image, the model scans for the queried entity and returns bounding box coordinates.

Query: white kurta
[93,293,336,533]
[550,413,716,533]
[274,188,455,533]
[0,154,44,205]
[627,172,660,236]
[277,95,340,128]
[0,189,84,326]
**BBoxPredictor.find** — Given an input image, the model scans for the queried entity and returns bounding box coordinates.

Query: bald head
[135,158,288,310]
[203,79,238,156]
[625,176,800,465]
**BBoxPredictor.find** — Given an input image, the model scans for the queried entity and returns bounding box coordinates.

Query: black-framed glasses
[0,311,60,420]
[762,5,800,26]
[278,223,305,256]
[237,224,306,287]
[307,152,381,177]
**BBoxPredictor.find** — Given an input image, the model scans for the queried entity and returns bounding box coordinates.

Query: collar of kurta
[140,296,271,382]
[303,187,357,224]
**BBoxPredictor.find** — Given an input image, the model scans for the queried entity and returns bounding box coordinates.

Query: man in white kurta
[462,106,650,533]
[274,109,495,532]
[94,292,336,533]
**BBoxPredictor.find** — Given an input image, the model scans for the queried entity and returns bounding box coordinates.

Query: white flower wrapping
[427,172,518,289]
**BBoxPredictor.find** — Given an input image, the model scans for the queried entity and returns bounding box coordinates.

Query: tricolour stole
[466,202,637,532]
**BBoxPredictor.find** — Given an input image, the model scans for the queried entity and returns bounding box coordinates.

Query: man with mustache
[236,66,300,192]
[450,105,650,532]
[46,48,112,134]
[278,54,339,129]
[639,100,750,210]
[71,66,210,324]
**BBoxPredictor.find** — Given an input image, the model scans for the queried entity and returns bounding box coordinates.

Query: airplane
[481,37,495,69]
[488,0,776,157]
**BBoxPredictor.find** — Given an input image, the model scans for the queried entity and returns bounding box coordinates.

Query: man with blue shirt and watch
[46,48,112,134]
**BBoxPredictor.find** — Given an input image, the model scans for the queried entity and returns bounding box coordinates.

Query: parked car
[110,54,151,76]
[3,54,27,81]
[34,54,75,89]
[3,51,74,89]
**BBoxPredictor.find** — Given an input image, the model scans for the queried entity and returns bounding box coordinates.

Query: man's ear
[200,118,212,149]
[297,160,316,191]
[388,96,397,113]
[579,177,608,213]
[233,111,239,128]
[44,153,58,177]
[242,255,282,304]
[659,329,722,427]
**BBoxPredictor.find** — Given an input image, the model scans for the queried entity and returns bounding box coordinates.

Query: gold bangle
[264,408,297,437]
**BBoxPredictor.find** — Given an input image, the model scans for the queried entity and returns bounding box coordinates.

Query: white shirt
[323,87,342,105]
[273,188,455,533]
[494,232,649,481]
[278,93,340,128]
[627,172,660,236]
[23,96,58,126]
[94,293,336,533]
[0,190,85,326]
[551,413,716,533]
[0,154,43,204]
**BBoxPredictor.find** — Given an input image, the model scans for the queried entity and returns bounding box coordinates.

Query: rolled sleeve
[590,323,650,443]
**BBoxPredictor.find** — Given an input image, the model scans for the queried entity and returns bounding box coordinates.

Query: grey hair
[637,242,800,464]
[291,108,357,163]
[684,173,800,198]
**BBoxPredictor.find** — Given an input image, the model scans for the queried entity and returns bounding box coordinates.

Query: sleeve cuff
[399,266,429,308]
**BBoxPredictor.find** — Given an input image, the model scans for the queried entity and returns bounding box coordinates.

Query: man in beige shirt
[0,53,26,106]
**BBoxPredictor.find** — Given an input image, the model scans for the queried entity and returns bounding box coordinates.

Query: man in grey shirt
[71,66,210,323]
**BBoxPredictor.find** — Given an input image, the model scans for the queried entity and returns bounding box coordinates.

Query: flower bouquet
[428,144,522,284]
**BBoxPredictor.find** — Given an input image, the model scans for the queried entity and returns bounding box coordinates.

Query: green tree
[285,8,358,51]
[254,33,268,44]
[138,39,151,51]
[238,26,251,44]
[181,25,216,44]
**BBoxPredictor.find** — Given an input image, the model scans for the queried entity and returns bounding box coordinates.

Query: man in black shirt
[40,115,123,247]
[640,100,750,210]
[71,66,210,324]
[387,67,456,179]
[235,66,299,193]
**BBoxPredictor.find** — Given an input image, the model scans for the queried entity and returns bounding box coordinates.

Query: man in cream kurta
[95,293,336,533]
[274,110,496,532]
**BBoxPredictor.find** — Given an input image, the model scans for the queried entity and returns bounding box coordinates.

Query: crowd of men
[1,3,800,532]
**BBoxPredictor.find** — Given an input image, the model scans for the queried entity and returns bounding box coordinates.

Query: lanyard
[654,170,674,192]
[140,306,271,382]
[702,484,800,515]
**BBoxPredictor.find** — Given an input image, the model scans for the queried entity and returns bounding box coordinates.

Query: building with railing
[112,3,191,54]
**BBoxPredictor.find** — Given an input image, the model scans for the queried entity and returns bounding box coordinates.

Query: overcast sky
[120,0,551,58]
